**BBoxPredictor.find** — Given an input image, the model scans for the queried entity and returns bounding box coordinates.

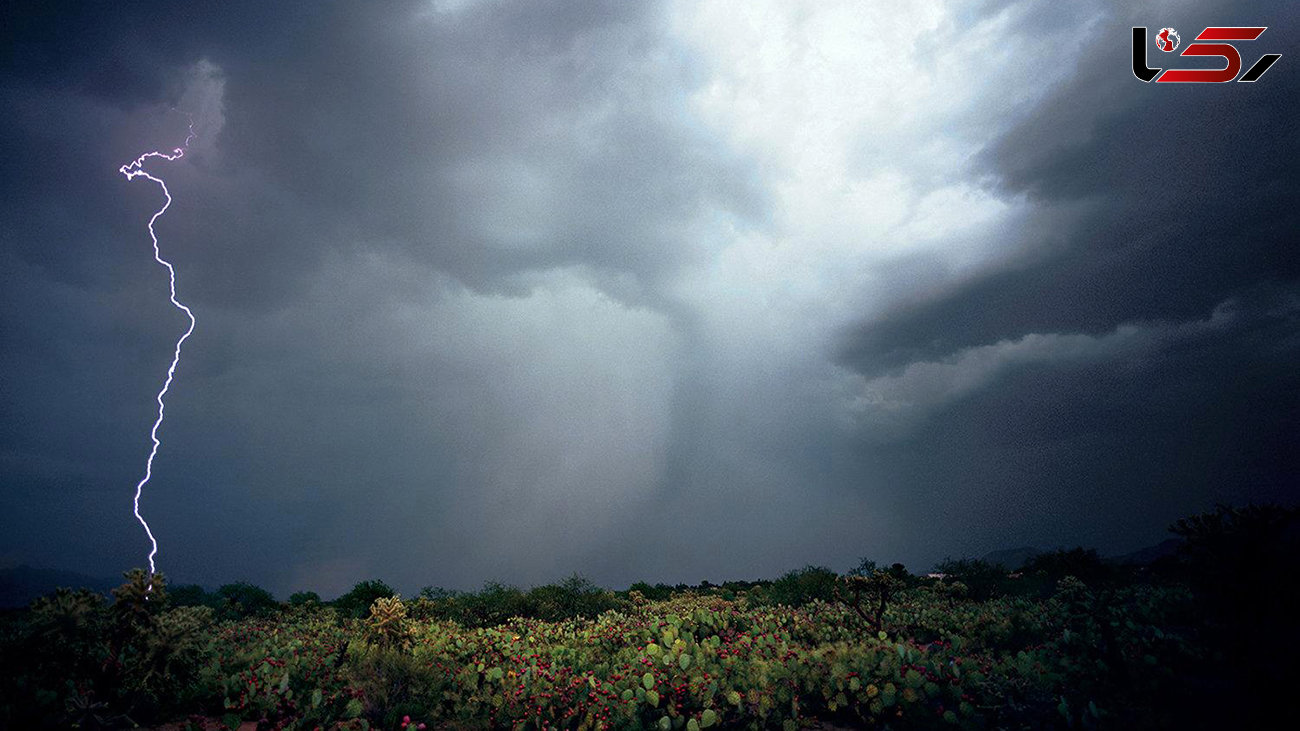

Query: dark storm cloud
[4,0,763,303]
[829,0,1299,562]
[1,0,759,595]
[837,0,1299,376]
[209,0,762,302]
[853,293,1300,562]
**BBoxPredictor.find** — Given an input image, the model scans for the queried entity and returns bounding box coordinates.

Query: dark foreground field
[2,504,1296,730]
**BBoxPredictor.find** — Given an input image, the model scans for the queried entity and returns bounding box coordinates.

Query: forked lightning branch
[117,120,197,577]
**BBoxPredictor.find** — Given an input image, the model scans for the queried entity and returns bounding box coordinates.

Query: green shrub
[335,579,398,619]
[1022,547,1115,590]
[932,557,1007,601]
[169,583,216,608]
[464,581,529,625]
[0,505,1288,728]
[762,565,839,606]
[289,590,323,606]
[1,570,217,728]
[215,581,279,620]
[626,581,675,601]
[1170,503,1300,624]
[525,574,620,622]
[417,586,461,601]
[848,557,879,577]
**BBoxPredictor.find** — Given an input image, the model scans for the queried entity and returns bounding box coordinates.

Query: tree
[216,582,277,619]
[526,574,617,621]
[626,581,674,601]
[466,582,528,626]
[767,566,839,606]
[288,590,321,607]
[334,579,397,619]
[1022,548,1113,587]
[836,570,899,632]
[932,558,1006,601]
[1167,504,1300,728]
[885,562,912,583]
[418,586,460,601]
[1170,503,1300,624]
[168,583,212,608]
[848,558,878,577]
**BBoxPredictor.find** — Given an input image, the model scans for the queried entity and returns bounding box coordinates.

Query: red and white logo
[1133,26,1282,83]
[1156,28,1180,52]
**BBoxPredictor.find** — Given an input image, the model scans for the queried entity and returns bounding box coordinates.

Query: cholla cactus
[1054,575,1095,619]
[836,570,900,632]
[30,588,104,639]
[29,588,106,674]
[936,579,969,606]
[366,595,412,649]
[150,605,213,652]
[111,569,168,642]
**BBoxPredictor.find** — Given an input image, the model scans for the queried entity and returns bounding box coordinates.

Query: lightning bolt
[118,118,196,577]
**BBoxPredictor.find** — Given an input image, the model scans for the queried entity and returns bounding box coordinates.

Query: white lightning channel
[118,121,196,576]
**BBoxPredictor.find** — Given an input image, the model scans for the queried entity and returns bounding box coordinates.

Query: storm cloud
[2,0,1296,598]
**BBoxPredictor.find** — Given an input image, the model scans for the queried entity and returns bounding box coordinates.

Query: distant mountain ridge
[1107,538,1183,565]
[0,565,118,608]
[979,546,1042,570]
[978,539,1184,571]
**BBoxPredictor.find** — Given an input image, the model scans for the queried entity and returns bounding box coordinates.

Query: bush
[1170,503,1300,624]
[288,590,322,607]
[417,586,461,601]
[525,574,620,622]
[346,643,445,728]
[626,581,675,601]
[26,588,106,683]
[848,558,879,577]
[1021,547,1115,592]
[169,583,216,608]
[1167,502,1300,726]
[401,576,624,627]
[2,514,1292,729]
[1,570,217,728]
[335,580,398,619]
[463,582,529,626]
[883,562,913,585]
[215,581,278,620]
[932,558,1007,601]
[762,565,839,606]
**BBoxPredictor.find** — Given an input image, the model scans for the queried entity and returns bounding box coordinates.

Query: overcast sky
[2,0,1296,598]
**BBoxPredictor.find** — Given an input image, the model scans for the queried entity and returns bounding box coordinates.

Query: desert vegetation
[1,504,1295,729]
